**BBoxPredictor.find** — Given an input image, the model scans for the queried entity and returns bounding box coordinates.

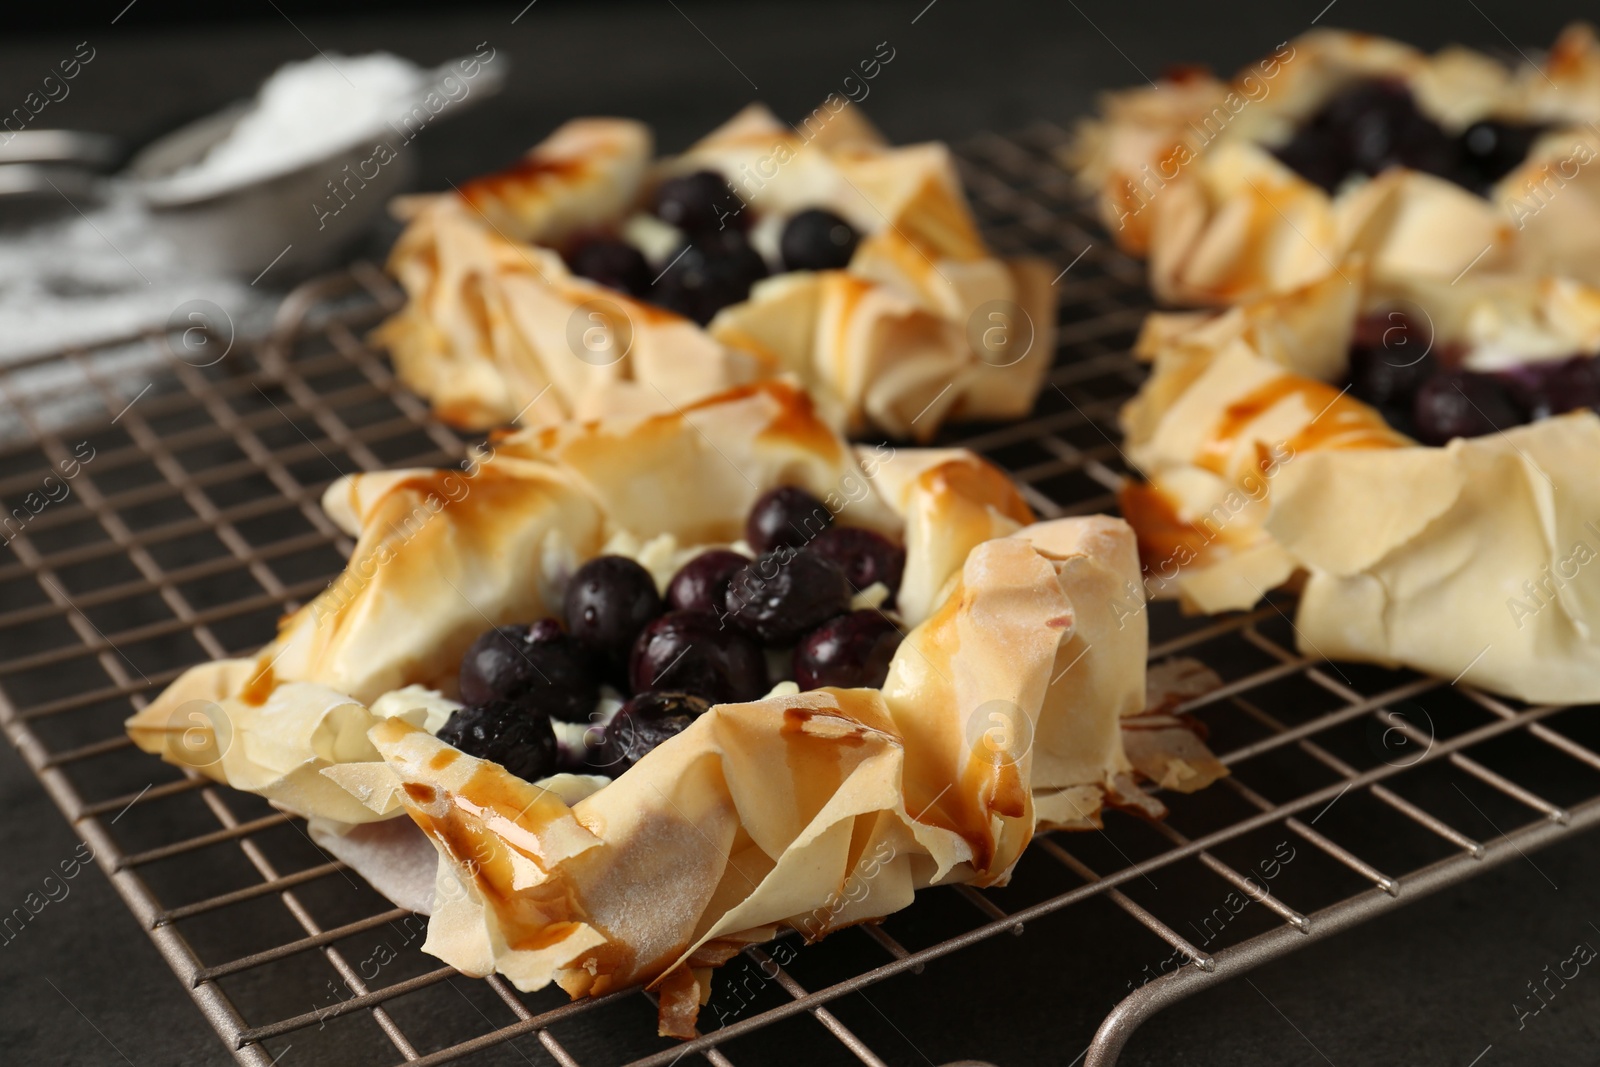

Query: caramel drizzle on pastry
[830,273,873,386]
[739,382,848,461]
[918,457,1035,529]
[239,661,277,707]
[780,706,870,828]
[403,758,602,954]
[1123,374,1407,570]
[1196,374,1408,478]
[1118,479,1224,569]
[1546,23,1597,81]
[457,153,588,214]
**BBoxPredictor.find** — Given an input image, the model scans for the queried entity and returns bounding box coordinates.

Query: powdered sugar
[159,53,427,201]
[0,186,268,440]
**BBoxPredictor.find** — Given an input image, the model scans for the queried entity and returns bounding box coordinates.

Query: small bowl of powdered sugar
[128,47,503,280]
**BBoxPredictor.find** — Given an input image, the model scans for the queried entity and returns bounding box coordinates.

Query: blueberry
[806,526,905,599]
[1412,370,1526,445]
[651,170,744,234]
[1274,79,1464,193]
[1327,81,1452,178]
[667,549,750,614]
[1540,357,1600,416]
[564,556,664,677]
[1271,129,1350,193]
[1350,310,1418,352]
[1271,81,1380,190]
[1273,79,1549,199]
[779,208,860,272]
[436,699,558,782]
[746,486,833,554]
[1494,355,1600,420]
[793,610,903,691]
[567,236,650,297]
[588,691,710,775]
[1457,120,1545,194]
[651,229,768,325]
[458,620,599,723]
[628,610,768,703]
[723,550,853,646]
[1346,313,1438,411]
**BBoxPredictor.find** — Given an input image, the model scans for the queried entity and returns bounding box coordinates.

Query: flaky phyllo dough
[374,104,1055,441]
[1120,267,1600,702]
[1069,24,1600,305]
[126,383,1222,1033]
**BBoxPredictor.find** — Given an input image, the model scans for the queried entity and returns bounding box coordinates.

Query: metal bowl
[126,55,504,281]
[0,130,120,226]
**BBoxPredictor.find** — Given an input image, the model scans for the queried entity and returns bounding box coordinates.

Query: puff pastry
[1070,24,1600,305]
[376,105,1055,440]
[126,383,1222,1033]
[1121,266,1600,702]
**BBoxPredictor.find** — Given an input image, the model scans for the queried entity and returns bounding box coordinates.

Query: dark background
[2,2,1598,1065]
[1,0,1584,189]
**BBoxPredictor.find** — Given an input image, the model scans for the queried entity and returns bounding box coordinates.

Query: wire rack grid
[2,123,1599,1067]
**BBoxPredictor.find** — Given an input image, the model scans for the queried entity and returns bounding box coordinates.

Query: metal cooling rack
[3,123,1600,1067]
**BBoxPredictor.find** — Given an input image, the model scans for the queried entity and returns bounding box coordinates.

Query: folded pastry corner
[375,104,1055,439]
[1070,24,1600,305]
[1266,412,1600,703]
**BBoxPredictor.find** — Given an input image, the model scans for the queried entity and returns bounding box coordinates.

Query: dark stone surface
[1,2,1596,1065]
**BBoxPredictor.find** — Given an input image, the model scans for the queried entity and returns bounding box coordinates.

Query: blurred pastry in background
[1068,24,1600,305]
[375,103,1056,441]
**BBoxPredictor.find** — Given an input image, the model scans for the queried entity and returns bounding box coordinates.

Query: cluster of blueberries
[436,485,906,782]
[1345,314,1600,445]
[563,169,862,325]
[1269,82,1598,441]
[1272,79,1545,198]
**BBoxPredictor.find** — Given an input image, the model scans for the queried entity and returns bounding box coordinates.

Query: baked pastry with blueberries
[376,104,1056,440]
[1069,24,1600,305]
[126,383,1222,1036]
[1118,266,1600,701]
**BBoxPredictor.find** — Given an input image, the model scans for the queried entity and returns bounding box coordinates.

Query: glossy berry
[746,486,833,554]
[1340,81,1456,179]
[1346,314,1439,422]
[589,691,710,775]
[806,526,905,598]
[567,236,650,297]
[651,170,744,234]
[436,699,558,782]
[1349,346,1439,412]
[457,620,598,723]
[1495,355,1600,421]
[1270,127,1348,194]
[651,229,768,325]
[628,610,768,703]
[1350,310,1427,362]
[780,209,860,271]
[793,610,903,690]
[723,550,853,646]
[1272,78,1542,199]
[1412,371,1525,445]
[564,556,664,673]
[1457,119,1546,194]
[667,549,750,614]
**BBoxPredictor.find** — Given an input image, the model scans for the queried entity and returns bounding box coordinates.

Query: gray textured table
[1,2,1596,1065]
